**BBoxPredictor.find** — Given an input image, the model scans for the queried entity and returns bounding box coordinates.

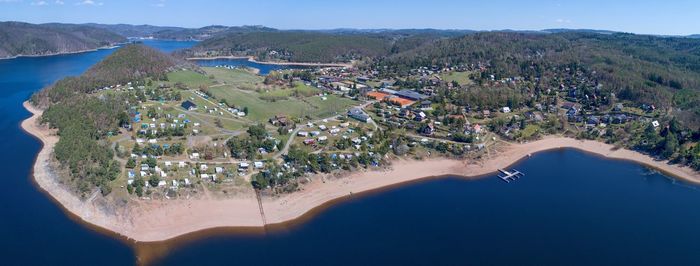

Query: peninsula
[22,30,700,243]
[22,100,700,241]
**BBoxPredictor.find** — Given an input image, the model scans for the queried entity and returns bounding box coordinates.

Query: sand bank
[21,101,700,242]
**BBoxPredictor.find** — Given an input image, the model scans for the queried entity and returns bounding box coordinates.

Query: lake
[1,40,700,265]
[193,58,312,75]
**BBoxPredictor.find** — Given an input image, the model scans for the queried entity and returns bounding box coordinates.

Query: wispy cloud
[152,0,165,8]
[555,18,572,24]
[75,0,102,6]
[0,0,23,3]
[30,0,47,5]
[55,0,64,4]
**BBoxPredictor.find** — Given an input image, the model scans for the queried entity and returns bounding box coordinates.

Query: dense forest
[152,25,276,41]
[181,31,396,62]
[0,22,125,59]
[31,45,188,196]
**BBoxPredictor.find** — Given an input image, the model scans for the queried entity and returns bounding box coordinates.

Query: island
[22,30,700,243]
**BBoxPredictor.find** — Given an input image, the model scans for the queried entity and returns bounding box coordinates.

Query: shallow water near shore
[4,40,700,265]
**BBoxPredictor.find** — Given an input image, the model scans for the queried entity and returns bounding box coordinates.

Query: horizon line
[2,20,698,37]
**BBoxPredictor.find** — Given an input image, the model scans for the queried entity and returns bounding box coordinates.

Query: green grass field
[203,67,264,90]
[208,85,356,122]
[167,70,213,88]
[441,71,473,86]
[259,82,321,99]
[178,91,248,131]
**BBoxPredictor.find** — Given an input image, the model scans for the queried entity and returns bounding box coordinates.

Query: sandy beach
[186,55,353,68]
[21,101,700,242]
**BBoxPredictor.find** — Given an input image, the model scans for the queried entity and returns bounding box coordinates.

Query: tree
[148,176,161,187]
[393,143,410,156]
[125,158,136,169]
[251,173,269,189]
[247,124,268,140]
[145,157,157,168]
[662,132,679,159]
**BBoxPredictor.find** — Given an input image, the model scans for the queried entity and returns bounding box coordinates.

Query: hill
[181,31,397,62]
[152,25,276,41]
[0,22,126,59]
[32,44,197,106]
[541,28,618,34]
[83,23,185,38]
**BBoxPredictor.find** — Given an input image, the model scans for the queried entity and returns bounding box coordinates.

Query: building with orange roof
[366,91,391,100]
[388,97,416,108]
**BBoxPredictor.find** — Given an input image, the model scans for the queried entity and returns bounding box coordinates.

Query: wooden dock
[498,169,524,183]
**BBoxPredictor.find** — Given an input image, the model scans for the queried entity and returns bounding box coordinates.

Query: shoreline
[21,100,700,244]
[0,45,121,61]
[186,55,353,67]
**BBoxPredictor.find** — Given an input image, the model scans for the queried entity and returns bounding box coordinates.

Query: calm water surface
[1,40,699,265]
[194,58,311,74]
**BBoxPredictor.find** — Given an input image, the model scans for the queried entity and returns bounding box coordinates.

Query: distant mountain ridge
[85,23,277,40]
[83,23,186,38]
[150,25,277,41]
[4,20,699,60]
[0,21,126,59]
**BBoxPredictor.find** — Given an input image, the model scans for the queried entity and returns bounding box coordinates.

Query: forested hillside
[83,23,185,38]
[182,31,395,62]
[153,25,276,41]
[0,22,126,59]
[32,44,196,106]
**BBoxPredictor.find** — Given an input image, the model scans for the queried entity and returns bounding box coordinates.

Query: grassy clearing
[167,70,213,88]
[259,82,321,99]
[203,67,264,90]
[208,85,356,122]
[179,91,247,131]
[518,124,541,139]
[441,71,473,86]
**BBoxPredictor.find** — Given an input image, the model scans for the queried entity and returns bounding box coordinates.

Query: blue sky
[1,0,699,35]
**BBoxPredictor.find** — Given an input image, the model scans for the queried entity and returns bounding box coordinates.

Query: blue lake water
[1,40,700,265]
[194,58,311,75]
